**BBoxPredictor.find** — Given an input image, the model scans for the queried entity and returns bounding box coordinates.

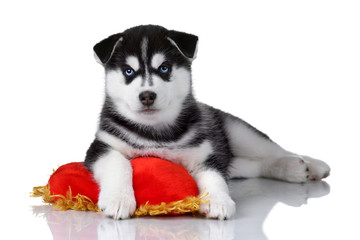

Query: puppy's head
[94,25,198,126]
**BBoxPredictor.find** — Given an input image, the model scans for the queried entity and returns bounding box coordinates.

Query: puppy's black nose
[139,91,157,106]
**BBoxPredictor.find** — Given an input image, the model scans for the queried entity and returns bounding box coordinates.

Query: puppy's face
[94,25,198,126]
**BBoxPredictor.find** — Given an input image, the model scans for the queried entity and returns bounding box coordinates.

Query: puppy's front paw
[199,193,236,220]
[98,189,136,220]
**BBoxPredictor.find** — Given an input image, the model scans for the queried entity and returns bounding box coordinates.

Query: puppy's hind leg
[223,114,330,183]
[229,155,312,183]
[229,157,263,179]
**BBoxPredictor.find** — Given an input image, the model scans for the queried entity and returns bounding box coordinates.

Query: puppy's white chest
[97,130,213,173]
[129,141,212,172]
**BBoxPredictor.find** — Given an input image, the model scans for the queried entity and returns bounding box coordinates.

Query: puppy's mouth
[138,108,159,114]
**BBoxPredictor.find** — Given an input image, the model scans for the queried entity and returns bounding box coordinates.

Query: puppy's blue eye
[124,68,135,76]
[159,65,169,73]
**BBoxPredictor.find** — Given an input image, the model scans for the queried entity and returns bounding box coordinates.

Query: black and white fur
[84,25,330,220]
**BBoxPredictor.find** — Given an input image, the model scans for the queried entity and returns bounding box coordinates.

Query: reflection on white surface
[32,179,330,240]
[32,205,104,239]
[230,179,330,239]
[98,216,236,240]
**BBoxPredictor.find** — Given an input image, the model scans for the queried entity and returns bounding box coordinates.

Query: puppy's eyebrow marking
[126,56,140,71]
[151,53,165,69]
[140,37,153,86]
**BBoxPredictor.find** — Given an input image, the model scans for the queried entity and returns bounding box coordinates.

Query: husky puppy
[84,25,330,220]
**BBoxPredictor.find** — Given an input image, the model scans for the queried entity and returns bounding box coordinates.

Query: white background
[0,0,359,239]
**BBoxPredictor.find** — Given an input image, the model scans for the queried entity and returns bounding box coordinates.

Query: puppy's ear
[167,30,198,60]
[93,33,123,65]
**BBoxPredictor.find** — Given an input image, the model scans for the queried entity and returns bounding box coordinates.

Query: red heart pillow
[32,157,203,216]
